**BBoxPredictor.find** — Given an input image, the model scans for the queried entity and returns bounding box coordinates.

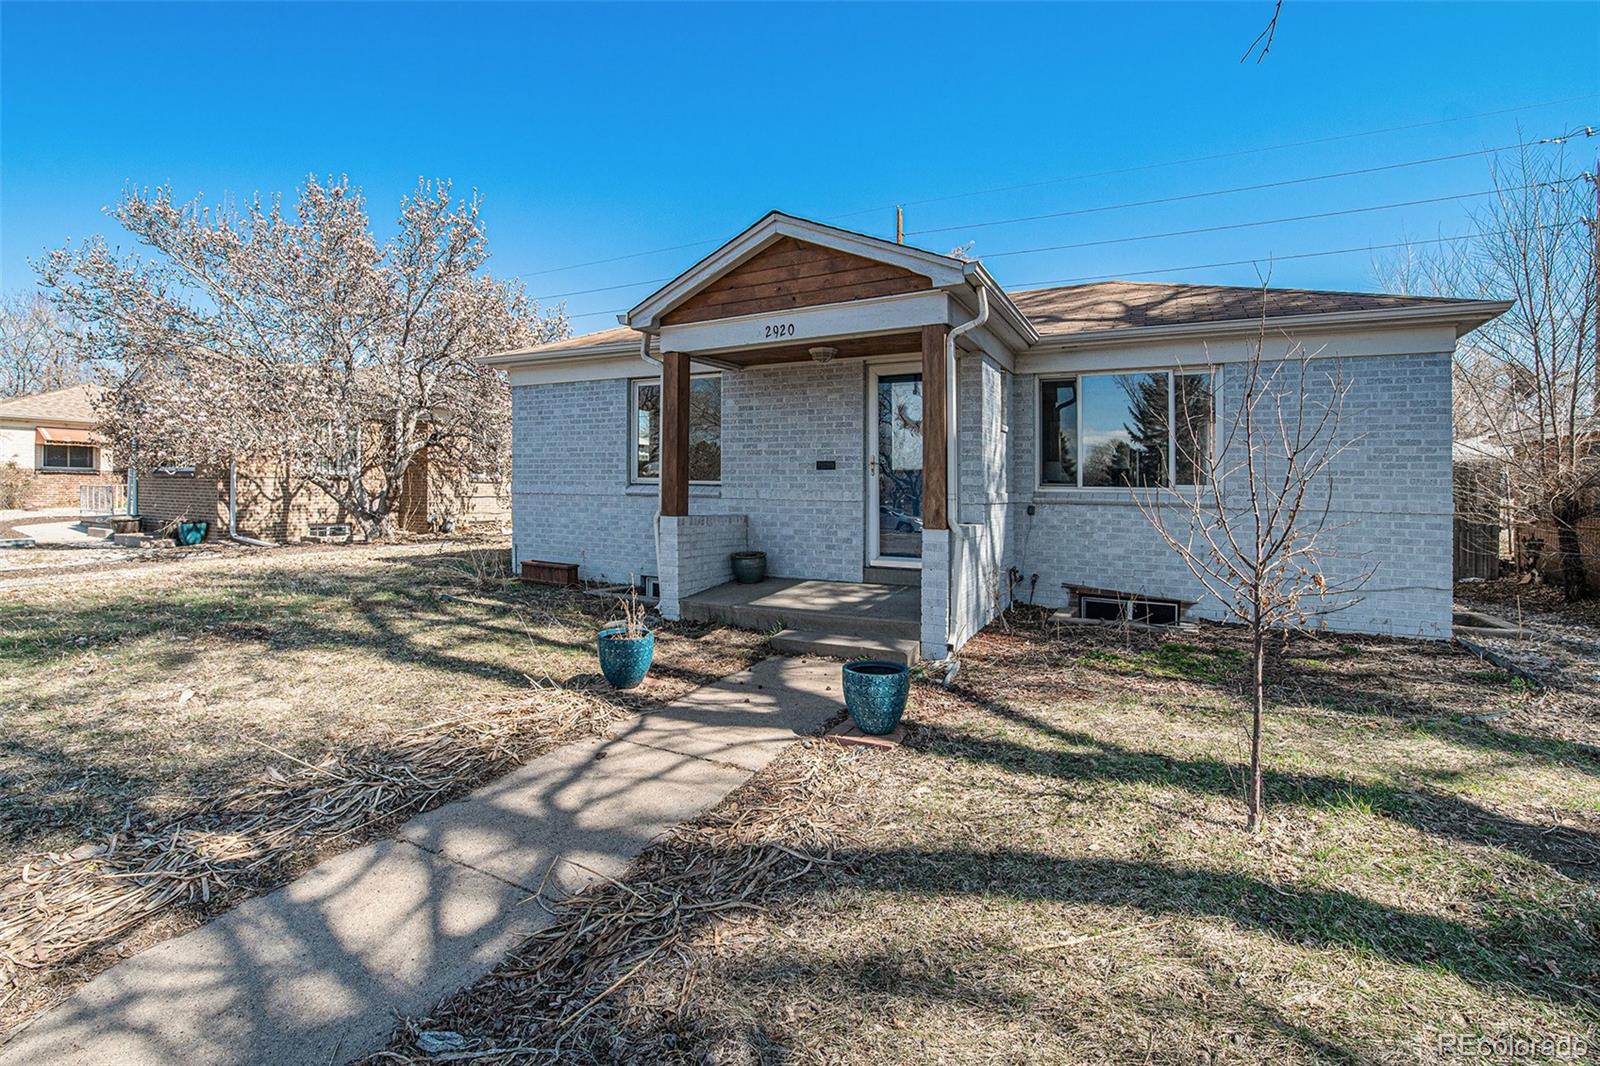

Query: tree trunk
[1553,501,1591,602]
[1247,610,1265,833]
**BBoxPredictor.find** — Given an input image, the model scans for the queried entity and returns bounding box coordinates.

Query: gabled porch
[622,212,1034,661]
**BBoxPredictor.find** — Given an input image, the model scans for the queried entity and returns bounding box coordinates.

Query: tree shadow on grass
[969,626,1600,780]
[927,684,1600,885]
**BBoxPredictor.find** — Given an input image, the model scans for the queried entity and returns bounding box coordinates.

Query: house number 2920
[763,322,796,339]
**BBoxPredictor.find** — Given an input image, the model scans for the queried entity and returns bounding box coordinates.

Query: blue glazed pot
[842,659,910,735]
[174,521,208,546]
[597,627,655,689]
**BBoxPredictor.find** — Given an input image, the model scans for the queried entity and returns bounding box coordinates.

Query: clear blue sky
[2,2,1595,333]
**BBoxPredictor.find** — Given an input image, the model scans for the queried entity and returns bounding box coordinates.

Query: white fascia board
[480,341,645,369]
[625,211,968,329]
[506,353,725,387]
[1027,300,1510,355]
[1019,321,1459,376]
[952,323,1016,372]
[957,262,1040,348]
[658,290,952,356]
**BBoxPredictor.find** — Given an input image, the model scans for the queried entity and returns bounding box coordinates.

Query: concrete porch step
[863,565,920,588]
[682,579,920,642]
[84,525,115,539]
[770,628,919,665]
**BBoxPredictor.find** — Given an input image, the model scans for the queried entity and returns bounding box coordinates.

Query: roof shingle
[0,383,102,425]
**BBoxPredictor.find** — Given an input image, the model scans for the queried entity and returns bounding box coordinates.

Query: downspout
[228,458,276,548]
[640,334,664,590]
[126,437,138,518]
[943,283,990,650]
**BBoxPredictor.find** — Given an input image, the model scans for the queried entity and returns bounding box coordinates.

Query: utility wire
[1007,222,1577,288]
[514,93,1595,281]
[979,181,1577,260]
[534,131,1590,300]
[543,180,1566,299]
[904,127,1594,238]
[558,219,1576,323]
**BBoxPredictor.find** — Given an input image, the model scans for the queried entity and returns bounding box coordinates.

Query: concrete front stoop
[0,656,843,1066]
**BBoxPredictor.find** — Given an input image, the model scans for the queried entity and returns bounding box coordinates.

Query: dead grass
[377,618,1600,1064]
[0,539,767,1034]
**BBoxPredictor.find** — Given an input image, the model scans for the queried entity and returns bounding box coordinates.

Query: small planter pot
[731,550,767,584]
[841,659,910,735]
[597,627,655,689]
[173,521,208,546]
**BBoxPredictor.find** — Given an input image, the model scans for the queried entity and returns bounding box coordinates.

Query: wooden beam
[660,350,690,517]
[921,323,949,531]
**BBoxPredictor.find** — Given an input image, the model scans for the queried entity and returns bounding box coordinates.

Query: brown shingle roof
[1009,280,1471,337]
[0,383,102,425]
[513,280,1492,358]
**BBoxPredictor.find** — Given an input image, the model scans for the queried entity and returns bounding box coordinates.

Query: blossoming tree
[38,175,567,538]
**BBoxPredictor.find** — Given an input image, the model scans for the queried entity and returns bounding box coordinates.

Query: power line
[825,93,1598,219]
[558,220,1575,324]
[1008,223,1577,288]
[904,127,1593,238]
[534,169,1584,302]
[980,182,1574,260]
[514,93,1596,281]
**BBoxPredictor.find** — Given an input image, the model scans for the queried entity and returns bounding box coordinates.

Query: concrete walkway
[1,655,842,1066]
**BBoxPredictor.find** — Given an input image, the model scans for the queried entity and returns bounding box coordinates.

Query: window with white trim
[630,375,721,483]
[1039,370,1213,489]
[41,444,97,471]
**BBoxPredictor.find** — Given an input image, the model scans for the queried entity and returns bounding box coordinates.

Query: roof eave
[1030,299,1514,351]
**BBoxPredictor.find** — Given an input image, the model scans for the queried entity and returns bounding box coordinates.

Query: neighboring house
[485,212,1509,659]
[134,449,508,543]
[0,384,119,508]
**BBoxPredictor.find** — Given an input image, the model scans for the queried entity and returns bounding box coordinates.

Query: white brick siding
[1008,350,1455,638]
[658,514,747,620]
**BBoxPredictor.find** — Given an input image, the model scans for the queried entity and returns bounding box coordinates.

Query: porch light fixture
[808,346,838,364]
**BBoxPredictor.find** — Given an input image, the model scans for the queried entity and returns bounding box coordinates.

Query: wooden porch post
[660,350,691,518]
[920,323,949,531]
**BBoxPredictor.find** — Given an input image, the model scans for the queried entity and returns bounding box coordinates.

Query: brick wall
[658,514,748,619]
[511,359,866,588]
[136,471,227,535]
[1008,350,1456,639]
[20,470,120,509]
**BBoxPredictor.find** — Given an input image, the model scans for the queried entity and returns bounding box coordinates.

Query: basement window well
[1077,594,1181,627]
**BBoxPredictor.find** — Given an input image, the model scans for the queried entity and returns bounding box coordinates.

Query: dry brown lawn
[0,539,766,1033]
[382,616,1600,1065]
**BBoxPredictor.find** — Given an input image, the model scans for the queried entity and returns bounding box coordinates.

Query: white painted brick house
[486,213,1507,660]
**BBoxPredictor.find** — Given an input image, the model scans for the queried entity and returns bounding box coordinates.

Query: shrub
[0,461,33,509]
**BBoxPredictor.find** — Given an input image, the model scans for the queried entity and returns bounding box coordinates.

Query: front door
[867,366,923,565]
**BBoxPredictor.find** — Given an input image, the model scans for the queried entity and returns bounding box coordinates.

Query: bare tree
[0,292,85,398]
[1382,140,1598,599]
[37,175,568,538]
[1135,313,1369,832]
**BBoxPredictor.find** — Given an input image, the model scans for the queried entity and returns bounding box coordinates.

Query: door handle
[868,457,878,477]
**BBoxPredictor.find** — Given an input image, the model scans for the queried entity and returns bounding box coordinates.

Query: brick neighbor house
[0,384,121,508]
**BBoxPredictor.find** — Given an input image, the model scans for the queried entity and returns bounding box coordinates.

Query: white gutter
[227,458,275,547]
[942,282,990,653]
[640,334,665,586]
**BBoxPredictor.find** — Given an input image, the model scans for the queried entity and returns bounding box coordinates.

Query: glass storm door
[869,369,924,564]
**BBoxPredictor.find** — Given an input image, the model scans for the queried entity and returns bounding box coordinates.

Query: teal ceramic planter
[731,550,767,584]
[597,627,654,689]
[842,659,910,735]
[174,521,208,546]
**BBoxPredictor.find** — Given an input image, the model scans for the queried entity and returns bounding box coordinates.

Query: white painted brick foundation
[658,514,748,620]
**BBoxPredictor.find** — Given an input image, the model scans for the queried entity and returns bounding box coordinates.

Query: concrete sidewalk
[1,655,842,1066]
